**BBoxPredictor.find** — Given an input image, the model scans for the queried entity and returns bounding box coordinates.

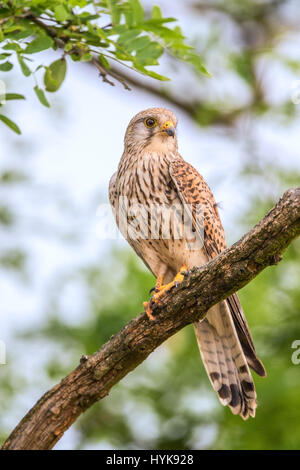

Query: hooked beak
[161,120,175,137]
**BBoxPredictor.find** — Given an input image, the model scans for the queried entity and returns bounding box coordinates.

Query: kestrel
[109,107,265,419]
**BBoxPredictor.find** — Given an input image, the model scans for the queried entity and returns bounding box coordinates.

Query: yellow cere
[161,120,174,130]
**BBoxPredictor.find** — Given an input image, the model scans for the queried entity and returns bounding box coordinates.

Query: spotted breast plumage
[109,107,265,419]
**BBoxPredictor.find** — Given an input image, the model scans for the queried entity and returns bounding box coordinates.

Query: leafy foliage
[0,0,209,133]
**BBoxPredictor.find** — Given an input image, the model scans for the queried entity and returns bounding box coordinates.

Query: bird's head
[124,107,178,153]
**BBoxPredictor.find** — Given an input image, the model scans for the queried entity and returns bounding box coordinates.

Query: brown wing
[169,158,226,257]
[169,157,265,377]
[169,158,226,258]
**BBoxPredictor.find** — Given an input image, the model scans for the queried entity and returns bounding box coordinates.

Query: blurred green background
[1,0,300,449]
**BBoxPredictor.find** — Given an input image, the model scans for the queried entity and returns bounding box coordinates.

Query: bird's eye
[144,118,157,128]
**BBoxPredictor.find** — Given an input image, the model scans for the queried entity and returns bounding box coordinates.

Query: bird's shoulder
[169,157,216,206]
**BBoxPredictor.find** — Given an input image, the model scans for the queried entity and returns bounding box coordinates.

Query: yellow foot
[144,266,188,321]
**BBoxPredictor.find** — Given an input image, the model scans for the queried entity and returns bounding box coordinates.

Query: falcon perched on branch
[109,107,265,419]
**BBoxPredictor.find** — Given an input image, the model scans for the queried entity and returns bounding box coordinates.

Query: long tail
[194,300,263,419]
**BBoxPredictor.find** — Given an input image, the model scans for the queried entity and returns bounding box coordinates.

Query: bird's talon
[143,301,156,321]
[144,266,188,320]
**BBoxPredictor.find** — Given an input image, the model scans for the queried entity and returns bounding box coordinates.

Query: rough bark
[2,188,300,450]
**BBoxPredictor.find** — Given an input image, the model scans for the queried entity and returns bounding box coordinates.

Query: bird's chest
[113,153,200,276]
[116,153,186,263]
[117,153,179,207]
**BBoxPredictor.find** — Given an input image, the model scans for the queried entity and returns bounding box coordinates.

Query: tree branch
[23,11,131,90]
[2,188,300,450]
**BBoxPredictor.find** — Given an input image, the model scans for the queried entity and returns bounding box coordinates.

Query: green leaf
[151,5,162,19]
[134,64,169,81]
[129,0,144,25]
[54,5,69,22]
[34,86,50,108]
[231,52,254,85]
[3,25,23,34]
[0,114,21,134]
[118,30,149,53]
[69,0,87,6]
[5,93,25,101]
[24,35,54,54]
[183,52,211,77]
[70,53,80,62]
[115,50,131,61]
[44,58,67,92]
[129,36,151,52]
[143,69,170,81]
[17,54,31,76]
[109,24,127,35]
[0,61,13,71]
[142,22,182,40]
[107,0,121,26]
[118,29,140,46]
[3,42,21,52]
[0,206,14,226]
[80,52,92,62]
[0,53,11,60]
[64,42,73,52]
[135,42,163,65]
[9,24,35,41]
